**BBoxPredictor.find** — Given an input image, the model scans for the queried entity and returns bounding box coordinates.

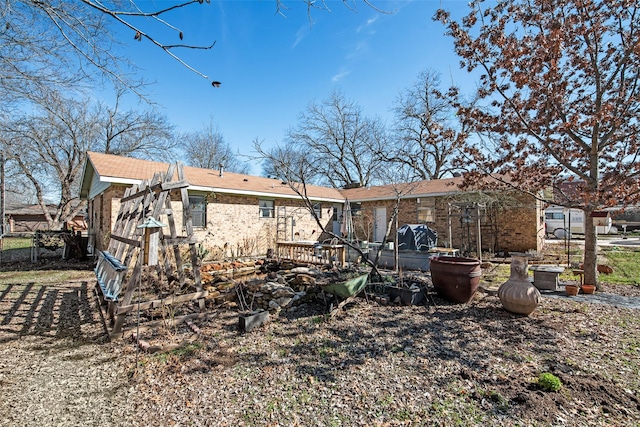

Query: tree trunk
[582,208,599,289]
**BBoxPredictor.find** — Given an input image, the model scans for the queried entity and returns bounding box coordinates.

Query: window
[313,203,322,219]
[417,198,436,223]
[188,195,207,228]
[545,212,564,220]
[259,199,275,218]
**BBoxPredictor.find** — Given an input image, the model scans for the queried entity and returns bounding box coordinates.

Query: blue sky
[115,1,475,174]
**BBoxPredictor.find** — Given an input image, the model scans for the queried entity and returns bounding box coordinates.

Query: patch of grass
[145,342,204,366]
[2,236,32,249]
[482,389,509,410]
[170,341,203,358]
[600,248,640,285]
[480,264,510,288]
[0,269,93,286]
[310,314,329,325]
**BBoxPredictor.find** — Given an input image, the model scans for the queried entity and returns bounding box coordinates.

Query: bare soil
[0,259,639,426]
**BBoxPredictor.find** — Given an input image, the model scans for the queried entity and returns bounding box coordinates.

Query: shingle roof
[83,152,345,202]
[82,152,481,203]
[341,177,464,201]
[5,203,84,216]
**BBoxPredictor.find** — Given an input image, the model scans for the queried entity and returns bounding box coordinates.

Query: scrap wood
[131,332,199,354]
[186,320,201,335]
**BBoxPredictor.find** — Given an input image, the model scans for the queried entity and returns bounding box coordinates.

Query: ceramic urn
[498,256,541,315]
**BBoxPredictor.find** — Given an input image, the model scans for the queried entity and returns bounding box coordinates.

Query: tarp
[397,224,437,251]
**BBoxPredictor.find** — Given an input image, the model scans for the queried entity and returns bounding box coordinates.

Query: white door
[333,204,342,236]
[374,207,387,242]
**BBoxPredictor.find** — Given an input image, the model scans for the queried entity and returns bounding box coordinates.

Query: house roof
[80,152,345,202]
[5,203,56,216]
[4,203,85,216]
[341,177,465,202]
[81,152,508,205]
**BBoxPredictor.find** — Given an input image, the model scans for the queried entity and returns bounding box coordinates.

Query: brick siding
[354,193,543,254]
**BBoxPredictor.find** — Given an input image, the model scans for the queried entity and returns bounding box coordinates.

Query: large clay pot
[430,256,482,303]
[498,256,541,315]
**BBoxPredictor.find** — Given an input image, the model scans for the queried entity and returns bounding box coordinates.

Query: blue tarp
[397,224,437,251]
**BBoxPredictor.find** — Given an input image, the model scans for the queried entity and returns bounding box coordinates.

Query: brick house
[79,152,344,257]
[341,179,545,254]
[79,152,544,258]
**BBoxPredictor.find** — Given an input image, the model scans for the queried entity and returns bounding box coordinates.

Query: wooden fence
[276,241,345,266]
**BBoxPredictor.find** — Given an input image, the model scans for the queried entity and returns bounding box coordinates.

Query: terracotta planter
[581,284,596,294]
[565,284,579,296]
[430,256,482,303]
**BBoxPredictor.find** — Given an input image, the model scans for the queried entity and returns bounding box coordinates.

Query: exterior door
[374,207,387,242]
[332,204,342,236]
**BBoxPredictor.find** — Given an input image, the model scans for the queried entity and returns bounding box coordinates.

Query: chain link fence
[0,231,70,265]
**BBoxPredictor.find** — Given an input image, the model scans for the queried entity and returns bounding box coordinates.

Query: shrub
[537,372,562,392]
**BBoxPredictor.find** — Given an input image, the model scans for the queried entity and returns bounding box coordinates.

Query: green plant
[196,243,210,261]
[170,342,203,358]
[537,372,562,392]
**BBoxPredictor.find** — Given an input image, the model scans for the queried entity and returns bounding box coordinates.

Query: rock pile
[200,259,433,314]
[237,266,322,313]
[203,278,238,307]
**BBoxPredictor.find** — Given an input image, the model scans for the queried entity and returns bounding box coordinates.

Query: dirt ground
[0,259,639,426]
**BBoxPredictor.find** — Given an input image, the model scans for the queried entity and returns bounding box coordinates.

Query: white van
[544,206,613,238]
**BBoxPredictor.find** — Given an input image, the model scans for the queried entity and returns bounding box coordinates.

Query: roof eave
[346,190,462,203]
[97,178,344,203]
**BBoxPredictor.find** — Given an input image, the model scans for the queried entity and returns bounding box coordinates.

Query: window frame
[188,195,207,228]
[313,203,322,219]
[259,199,275,218]
[417,198,436,223]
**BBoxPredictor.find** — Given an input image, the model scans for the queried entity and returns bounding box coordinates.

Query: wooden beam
[158,180,189,191]
[120,187,150,203]
[115,313,208,340]
[115,291,209,315]
[110,234,141,247]
[162,236,199,246]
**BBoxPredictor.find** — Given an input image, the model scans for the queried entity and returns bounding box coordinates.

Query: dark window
[545,212,564,220]
[189,195,206,228]
[313,203,322,219]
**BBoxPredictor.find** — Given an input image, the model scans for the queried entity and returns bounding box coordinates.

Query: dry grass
[1,249,639,426]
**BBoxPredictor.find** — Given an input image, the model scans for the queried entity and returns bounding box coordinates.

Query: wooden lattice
[94,162,207,339]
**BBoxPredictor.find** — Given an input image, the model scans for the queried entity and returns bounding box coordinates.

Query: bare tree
[0,94,98,229]
[0,92,178,229]
[436,0,640,288]
[0,0,217,105]
[181,118,250,174]
[387,69,468,180]
[94,89,177,162]
[1,0,387,105]
[284,90,388,188]
[259,142,308,181]
[255,138,421,278]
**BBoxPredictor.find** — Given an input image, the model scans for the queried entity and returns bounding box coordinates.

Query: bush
[537,372,562,392]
